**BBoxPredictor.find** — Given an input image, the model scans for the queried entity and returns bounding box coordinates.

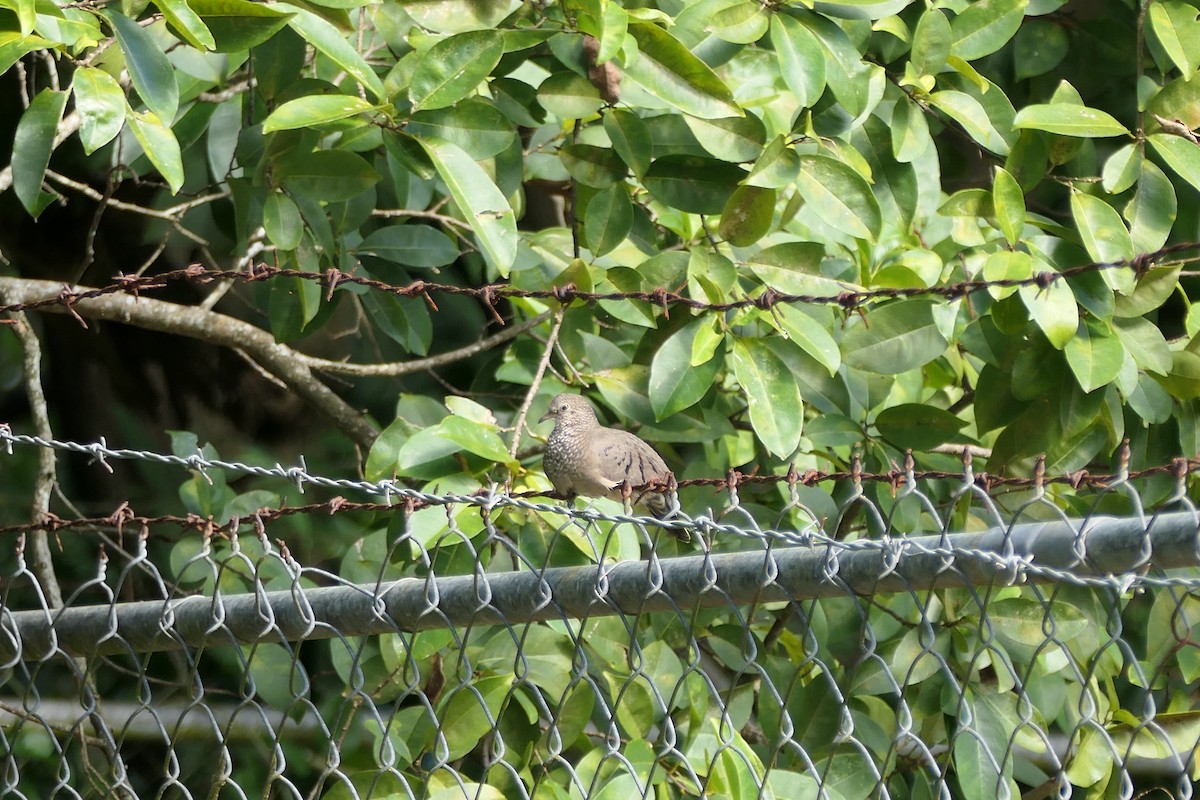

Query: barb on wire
[1,241,1197,319]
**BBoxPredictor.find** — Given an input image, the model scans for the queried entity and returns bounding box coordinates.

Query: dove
[539,393,675,519]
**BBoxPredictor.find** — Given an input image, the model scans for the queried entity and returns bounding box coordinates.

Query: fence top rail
[3,511,1196,662]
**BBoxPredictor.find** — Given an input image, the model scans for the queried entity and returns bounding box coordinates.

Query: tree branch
[0,277,379,450]
[294,310,551,377]
[10,313,63,609]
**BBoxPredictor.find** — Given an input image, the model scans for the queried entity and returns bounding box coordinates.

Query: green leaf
[684,115,766,164]
[403,0,518,33]
[1149,73,1200,131]
[384,129,437,180]
[440,676,511,761]
[982,250,1032,300]
[190,0,294,53]
[928,90,1011,155]
[559,144,627,188]
[1114,265,1180,318]
[992,167,1024,246]
[263,192,304,250]
[1101,142,1142,194]
[104,10,178,124]
[269,273,322,342]
[1071,190,1135,293]
[1148,132,1200,193]
[952,706,1018,799]
[11,88,68,218]
[262,94,378,133]
[768,14,826,108]
[910,7,952,76]
[774,305,840,376]
[718,184,774,246]
[72,67,126,155]
[795,154,882,240]
[0,32,53,76]
[1065,319,1125,393]
[1013,18,1069,80]
[891,97,931,163]
[422,139,518,277]
[690,317,724,366]
[407,101,515,162]
[275,149,381,202]
[604,109,652,178]
[950,0,1027,61]
[791,12,869,117]
[624,21,741,119]
[153,0,215,50]
[574,1,627,63]
[1020,273,1078,349]
[439,416,517,469]
[277,2,385,100]
[362,291,432,356]
[585,184,633,257]
[746,241,853,298]
[128,110,185,193]
[875,404,966,451]
[939,187,994,218]
[537,71,604,120]
[732,338,804,458]
[643,155,745,215]
[11,0,33,36]
[1125,159,1176,253]
[1148,1,1200,76]
[357,225,459,268]
[1114,317,1172,376]
[649,318,724,420]
[810,0,914,19]
[840,298,948,374]
[409,30,504,111]
[746,134,800,188]
[1161,350,1200,399]
[1012,104,1131,138]
[709,1,768,44]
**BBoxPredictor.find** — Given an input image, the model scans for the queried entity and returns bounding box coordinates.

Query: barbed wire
[0,425,1194,538]
[1,241,1197,322]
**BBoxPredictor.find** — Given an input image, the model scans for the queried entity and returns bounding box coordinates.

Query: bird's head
[539,393,598,427]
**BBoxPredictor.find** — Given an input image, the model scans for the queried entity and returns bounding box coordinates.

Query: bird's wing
[591,428,672,490]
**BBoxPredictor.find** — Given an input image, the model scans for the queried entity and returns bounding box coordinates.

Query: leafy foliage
[3,0,1200,797]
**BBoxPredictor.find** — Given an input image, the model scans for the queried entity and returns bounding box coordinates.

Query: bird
[539,392,676,519]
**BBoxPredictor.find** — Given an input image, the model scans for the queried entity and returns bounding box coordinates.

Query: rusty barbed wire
[1,241,1197,322]
[0,426,1193,538]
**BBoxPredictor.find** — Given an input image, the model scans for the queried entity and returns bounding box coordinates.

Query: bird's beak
[538,409,552,424]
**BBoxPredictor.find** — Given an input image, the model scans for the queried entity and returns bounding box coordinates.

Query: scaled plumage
[539,393,675,519]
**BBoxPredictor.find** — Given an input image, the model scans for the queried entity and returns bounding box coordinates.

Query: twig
[931,444,992,458]
[295,310,551,377]
[553,336,588,387]
[507,306,566,461]
[197,78,256,103]
[371,208,473,230]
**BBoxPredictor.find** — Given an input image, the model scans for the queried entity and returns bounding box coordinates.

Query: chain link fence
[0,430,1198,799]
